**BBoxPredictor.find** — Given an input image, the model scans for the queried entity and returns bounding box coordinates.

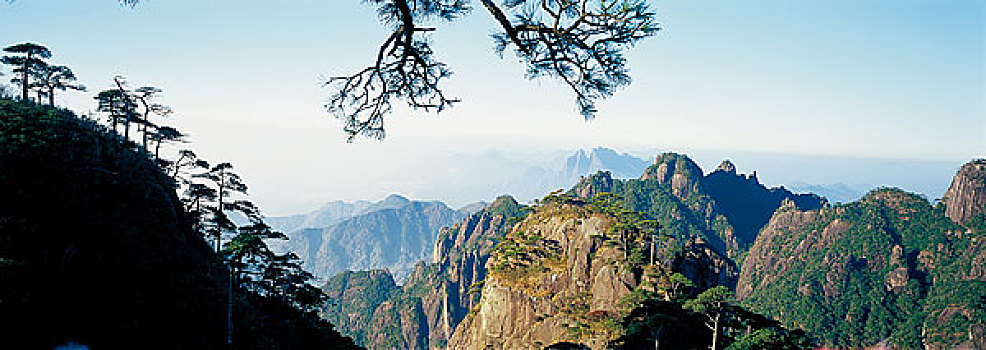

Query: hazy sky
[1,0,983,214]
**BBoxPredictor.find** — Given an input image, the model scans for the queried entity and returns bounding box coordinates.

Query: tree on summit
[33,64,86,106]
[1,42,51,102]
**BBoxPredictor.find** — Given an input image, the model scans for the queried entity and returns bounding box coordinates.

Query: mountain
[266,200,373,233]
[785,182,867,204]
[942,159,986,226]
[320,196,524,349]
[0,100,358,349]
[571,153,826,259]
[456,200,489,216]
[563,147,650,183]
[736,160,986,349]
[448,196,809,349]
[274,195,465,282]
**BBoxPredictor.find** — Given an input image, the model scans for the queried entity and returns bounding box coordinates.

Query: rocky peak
[640,152,703,184]
[448,201,738,349]
[673,237,740,291]
[571,171,614,199]
[942,159,986,226]
[640,153,704,200]
[715,160,737,173]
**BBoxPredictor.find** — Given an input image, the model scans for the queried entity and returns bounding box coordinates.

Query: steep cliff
[942,159,986,226]
[738,187,986,349]
[322,196,524,349]
[449,202,627,349]
[447,197,754,349]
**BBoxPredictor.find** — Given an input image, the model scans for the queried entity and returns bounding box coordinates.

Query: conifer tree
[33,64,85,106]
[1,42,51,102]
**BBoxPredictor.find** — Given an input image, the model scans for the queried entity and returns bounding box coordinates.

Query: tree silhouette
[33,64,86,106]
[196,162,258,252]
[132,86,173,149]
[94,89,133,135]
[151,126,185,160]
[170,149,208,182]
[324,0,659,140]
[111,76,142,141]
[1,42,51,102]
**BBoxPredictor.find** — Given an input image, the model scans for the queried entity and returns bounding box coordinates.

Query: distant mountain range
[784,182,868,204]
[318,152,985,349]
[266,194,479,283]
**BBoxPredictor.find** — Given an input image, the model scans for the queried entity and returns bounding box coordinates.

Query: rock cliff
[942,159,986,226]
[448,198,739,349]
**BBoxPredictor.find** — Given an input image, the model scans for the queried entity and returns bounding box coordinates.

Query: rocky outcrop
[448,201,736,349]
[448,203,632,349]
[943,159,986,226]
[640,153,704,198]
[673,237,739,291]
[571,171,614,199]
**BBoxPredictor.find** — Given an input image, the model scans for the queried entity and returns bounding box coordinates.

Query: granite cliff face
[321,196,524,349]
[738,187,986,349]
[943,159,986,226]
[448,199,739,349]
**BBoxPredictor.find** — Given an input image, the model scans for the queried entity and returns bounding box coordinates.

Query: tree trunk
[154,139,161,160]
[21,54,29,101]
[124,114,130,140]
[48,88,54,106]
[141,105,148,150]
[227,262,234,348]
[711,314,720,350]
[216,168,225,254]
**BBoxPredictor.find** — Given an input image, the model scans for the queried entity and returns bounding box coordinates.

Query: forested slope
[0,100,359,349]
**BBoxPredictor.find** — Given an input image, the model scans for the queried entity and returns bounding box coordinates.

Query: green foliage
[741,188,982,349]
[726,328,813,350]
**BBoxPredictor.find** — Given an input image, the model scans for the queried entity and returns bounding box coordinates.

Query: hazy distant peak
[362,194,412,213]
[318,199,372,212]
[457,200,489,216]
[716,160,737,174]
[564,147,649,183]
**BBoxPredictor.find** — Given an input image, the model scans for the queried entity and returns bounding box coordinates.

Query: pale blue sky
[1,0,983,213]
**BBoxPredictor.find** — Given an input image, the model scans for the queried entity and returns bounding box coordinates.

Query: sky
[1,0,983,214]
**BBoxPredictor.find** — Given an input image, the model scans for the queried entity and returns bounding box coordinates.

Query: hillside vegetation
[0,99,359,349]
[738,188,986,349]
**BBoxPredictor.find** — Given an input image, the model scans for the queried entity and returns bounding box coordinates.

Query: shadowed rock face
[943,159,986,226]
